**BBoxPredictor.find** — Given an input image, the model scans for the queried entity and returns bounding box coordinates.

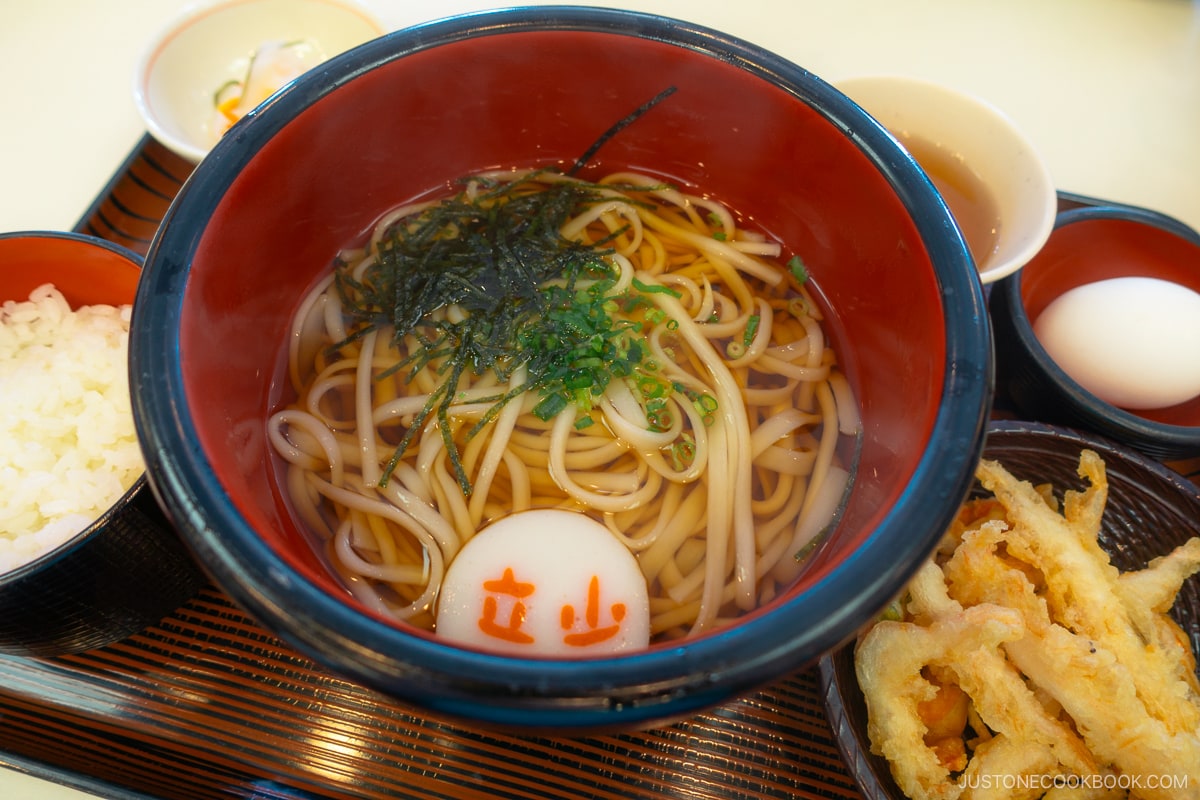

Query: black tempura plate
[817,420,1200,799]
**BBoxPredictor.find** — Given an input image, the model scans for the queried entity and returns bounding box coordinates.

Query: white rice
[0,283,143,573]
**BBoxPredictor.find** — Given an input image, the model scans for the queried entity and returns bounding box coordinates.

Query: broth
[265,168,860,647]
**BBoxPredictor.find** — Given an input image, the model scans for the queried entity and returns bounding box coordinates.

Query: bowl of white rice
[0,231,204,656]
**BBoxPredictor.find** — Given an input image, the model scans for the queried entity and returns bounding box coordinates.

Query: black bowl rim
[0,229,148,585]
[131,5,992,728]
[993,203,1200,454]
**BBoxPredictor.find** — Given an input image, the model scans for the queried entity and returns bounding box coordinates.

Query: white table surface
[1,0,1197,796]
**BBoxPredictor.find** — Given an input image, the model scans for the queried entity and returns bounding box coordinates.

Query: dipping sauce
[901,134,1001,271]
[1033,276,1200,410]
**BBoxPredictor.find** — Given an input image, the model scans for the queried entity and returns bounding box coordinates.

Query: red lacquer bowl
[130,7,991,730]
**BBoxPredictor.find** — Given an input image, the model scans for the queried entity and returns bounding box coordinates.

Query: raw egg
[1033,276,1200,410]
[436,509,650,656]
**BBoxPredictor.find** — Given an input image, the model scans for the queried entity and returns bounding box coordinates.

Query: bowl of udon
[130,6,993,730]
[0,231,205,656]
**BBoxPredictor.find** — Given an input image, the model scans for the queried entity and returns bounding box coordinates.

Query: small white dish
[836,75,1056,284]
[133,0,384,163]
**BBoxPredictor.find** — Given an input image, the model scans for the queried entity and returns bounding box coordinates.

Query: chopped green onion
[332,169,749,495]
[669,433,697,470]
[788,255,809,285]
[632,277,682,297]
[533,393,569,421]
[743,314,760,347]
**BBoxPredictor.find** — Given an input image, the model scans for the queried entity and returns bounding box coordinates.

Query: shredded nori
[330,88,684,496]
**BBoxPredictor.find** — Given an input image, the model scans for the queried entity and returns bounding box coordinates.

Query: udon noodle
[267,169,859,642]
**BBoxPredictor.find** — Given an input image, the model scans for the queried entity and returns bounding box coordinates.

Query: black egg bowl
[989,197,1200,461]
[817,419,1200,800]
